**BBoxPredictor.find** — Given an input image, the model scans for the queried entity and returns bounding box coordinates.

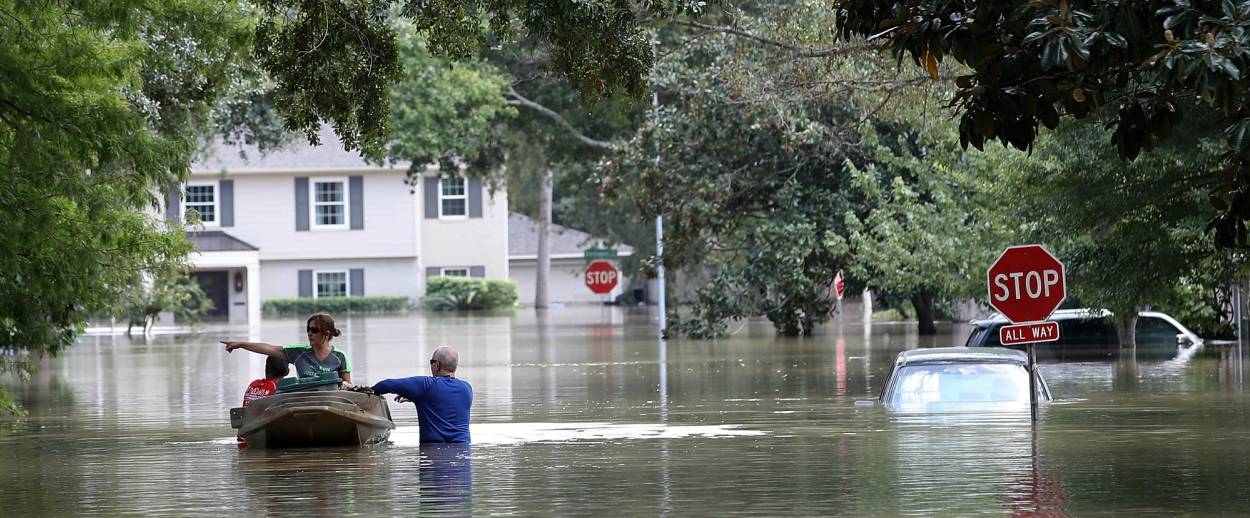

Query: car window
[1136,317,1181,346]
[889,363,1029,406]
[1059,319,1116,346]
[965,327,987,347]
[981,326,1003,347]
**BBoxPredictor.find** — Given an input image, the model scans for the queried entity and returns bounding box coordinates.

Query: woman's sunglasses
[306,326,322,334]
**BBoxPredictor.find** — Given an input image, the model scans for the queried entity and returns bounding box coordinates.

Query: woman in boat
[222,313,353,389]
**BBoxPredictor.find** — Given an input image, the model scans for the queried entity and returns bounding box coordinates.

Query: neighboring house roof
[192,125,412,173]
[189,231,259,252]
[508,213,635,258]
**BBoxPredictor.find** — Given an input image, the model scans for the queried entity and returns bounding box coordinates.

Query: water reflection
[417,444,473,512]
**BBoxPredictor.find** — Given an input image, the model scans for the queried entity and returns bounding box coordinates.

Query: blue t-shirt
[373,376,472,443]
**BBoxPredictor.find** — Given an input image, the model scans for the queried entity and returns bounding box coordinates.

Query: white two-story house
[169,127,510,325]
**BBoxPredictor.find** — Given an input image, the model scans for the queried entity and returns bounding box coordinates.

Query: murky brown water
[2,307,1249,515]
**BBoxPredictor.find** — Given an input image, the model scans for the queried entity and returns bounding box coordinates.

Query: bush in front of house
[263,296,413,316]
[422,277,518,311]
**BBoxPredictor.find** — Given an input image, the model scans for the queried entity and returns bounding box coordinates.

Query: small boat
[230,373,394,448]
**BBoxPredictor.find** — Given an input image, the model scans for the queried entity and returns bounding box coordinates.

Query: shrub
[263,296,412,316]
[423,277,518,311]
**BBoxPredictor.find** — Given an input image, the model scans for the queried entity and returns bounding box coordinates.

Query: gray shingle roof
[193,125,412,173]
[188,231,259,252]
[508,213,635,257]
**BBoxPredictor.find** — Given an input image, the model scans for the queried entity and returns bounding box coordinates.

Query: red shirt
[238,378,279,448]
[242,378,279,407]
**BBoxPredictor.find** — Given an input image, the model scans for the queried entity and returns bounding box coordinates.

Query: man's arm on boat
[222,341,285,362]
[372,377,434,402]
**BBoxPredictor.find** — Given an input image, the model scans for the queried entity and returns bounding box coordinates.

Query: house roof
[192,125,412,173]
[189,231,259,252]
[508,213,635,258]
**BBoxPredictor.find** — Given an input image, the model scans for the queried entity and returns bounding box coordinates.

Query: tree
[844,121,1004,334]
[250,0,707,159]
[0,0,254,414]
[835,0,1250,247]
[118,268,214,336]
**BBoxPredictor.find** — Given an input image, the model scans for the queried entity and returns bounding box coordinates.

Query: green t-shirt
[283,344,352,379]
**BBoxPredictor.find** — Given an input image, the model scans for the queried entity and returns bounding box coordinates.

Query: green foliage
[605,14,863,337]
[116,269,214,333]
[387,34,516,183]
[251,0,711,160]
[262,297,413,317]
[0,0,253,413]
[985,119,1242,329]
[422,277,518,311]
[835,0,1250,246]
[843,118,1005,331]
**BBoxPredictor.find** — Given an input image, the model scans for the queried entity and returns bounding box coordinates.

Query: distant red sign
[833,270,846,301]
[584,260,619,295]
[987,244,1066,323]
[1000,321,1060,346]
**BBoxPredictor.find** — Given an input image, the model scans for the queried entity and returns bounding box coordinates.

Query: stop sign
[986,244,1066,323]
[584,260,619,295]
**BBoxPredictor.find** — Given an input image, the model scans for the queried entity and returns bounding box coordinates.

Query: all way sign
[999,321,1060,346]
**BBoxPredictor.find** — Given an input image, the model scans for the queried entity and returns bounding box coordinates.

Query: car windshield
[889,363,1030,407]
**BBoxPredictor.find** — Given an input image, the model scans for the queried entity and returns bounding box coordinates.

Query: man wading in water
[373,346,473,443]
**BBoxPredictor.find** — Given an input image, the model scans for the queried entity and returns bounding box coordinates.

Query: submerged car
[964,309,1202,360]
[879,347,1052,412]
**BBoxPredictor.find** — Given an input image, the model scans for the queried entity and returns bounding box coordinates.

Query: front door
[193,271,230,320]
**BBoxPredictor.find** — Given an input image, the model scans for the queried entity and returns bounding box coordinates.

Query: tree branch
[673,20,876,58]
[505,87,616,150]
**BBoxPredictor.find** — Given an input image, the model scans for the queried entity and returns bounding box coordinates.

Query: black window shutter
[349,176,363,230]
[468,178,483,218]
[350,268,364,296]
[220,180,234,227]
[298,270,313,297]
[424,176,439,219]
[426,267,441,279]
[165,185,180,224]
[295,177,309,231]
[470,266,485,278]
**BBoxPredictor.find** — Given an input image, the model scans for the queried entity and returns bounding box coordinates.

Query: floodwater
[3,307,1249,516]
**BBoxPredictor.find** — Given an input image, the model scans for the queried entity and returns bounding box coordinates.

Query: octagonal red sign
[584,260,619,295]
[986,244,1066,323]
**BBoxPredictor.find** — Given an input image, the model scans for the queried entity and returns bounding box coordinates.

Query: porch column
[246,261,261,337]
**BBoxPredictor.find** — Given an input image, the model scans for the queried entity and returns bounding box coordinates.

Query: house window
[312,178,348,229]
[439,177,467,218]
[314,270,348,298]
[184,182,218,226]
[440,268,469,277]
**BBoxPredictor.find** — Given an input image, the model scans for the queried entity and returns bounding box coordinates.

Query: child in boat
[237,356,290,448]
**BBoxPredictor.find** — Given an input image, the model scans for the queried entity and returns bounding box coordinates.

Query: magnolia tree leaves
[835,0,1250,247]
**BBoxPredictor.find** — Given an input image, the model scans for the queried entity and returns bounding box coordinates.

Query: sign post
[584,260,619,296]
[986,244,1066,421]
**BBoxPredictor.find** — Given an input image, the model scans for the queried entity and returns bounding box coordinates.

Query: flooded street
[3,307,1250,516]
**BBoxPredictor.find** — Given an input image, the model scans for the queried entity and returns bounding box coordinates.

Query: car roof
[971,308,1112,326]
[895,346,1028,366]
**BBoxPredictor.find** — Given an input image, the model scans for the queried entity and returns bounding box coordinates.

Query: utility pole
[652,35,666,336]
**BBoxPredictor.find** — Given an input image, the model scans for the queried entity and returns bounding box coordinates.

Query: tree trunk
[534,169,553,308]
[912,292,937,335]
[1113,350,1139,392]
[1115,314,1138,349]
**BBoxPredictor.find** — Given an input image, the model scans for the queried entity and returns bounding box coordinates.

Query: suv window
[1136,317,1181,346]
[1058,319,1116,346]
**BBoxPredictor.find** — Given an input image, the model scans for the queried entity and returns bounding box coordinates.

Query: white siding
[190,170,419,261]
[420,176,509,290]
[260,258,420,300]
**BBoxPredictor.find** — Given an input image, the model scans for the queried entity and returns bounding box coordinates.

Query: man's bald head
[431,346,459,374]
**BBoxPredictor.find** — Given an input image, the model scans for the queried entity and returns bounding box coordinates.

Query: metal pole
[1028,343,1038,422]
[652,35,666,337]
